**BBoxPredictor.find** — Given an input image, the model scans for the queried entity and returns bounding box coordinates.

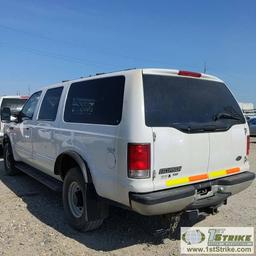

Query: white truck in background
[0,96,28,150]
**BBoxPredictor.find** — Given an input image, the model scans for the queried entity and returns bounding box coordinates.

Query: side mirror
[1,107,11,122]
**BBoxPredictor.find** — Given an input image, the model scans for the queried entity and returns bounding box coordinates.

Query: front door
[12,91,42,164]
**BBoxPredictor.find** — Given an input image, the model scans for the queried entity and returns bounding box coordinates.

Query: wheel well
[54,152,108,220]
[54,153,92,183]
[54,154,77,180]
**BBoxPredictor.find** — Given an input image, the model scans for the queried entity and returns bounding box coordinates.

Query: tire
[3,142,19,176]
[63,167,103,232]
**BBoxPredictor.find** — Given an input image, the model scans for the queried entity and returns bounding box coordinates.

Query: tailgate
[152,127,210,191]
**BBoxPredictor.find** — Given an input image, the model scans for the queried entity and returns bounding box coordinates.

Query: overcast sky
[0,0,255,105]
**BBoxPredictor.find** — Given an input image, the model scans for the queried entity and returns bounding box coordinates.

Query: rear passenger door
[32,87,63,175]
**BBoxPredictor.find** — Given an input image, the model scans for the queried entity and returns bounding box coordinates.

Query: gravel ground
[0,138,255,256]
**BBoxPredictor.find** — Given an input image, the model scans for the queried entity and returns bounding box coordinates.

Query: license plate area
[195,186,214,200]
[197,186,211,196]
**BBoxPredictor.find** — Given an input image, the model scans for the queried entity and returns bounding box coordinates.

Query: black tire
[63,167,103,232]
[3,142,19,176]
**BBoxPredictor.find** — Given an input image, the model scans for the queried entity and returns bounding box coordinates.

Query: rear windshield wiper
[171,123,224,133]
[213,112,242,121]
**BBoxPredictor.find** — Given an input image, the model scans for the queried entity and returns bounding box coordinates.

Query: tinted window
[21,91,42,120]
[143,75,245,130]
[64,76,125,125]
[1,98,27,114]
[38,87,63,121]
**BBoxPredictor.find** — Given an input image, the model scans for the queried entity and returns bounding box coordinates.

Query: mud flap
[86,184,109,221]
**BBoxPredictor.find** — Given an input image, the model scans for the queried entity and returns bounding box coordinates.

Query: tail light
[128,143,150,178]
[246,136,250,156]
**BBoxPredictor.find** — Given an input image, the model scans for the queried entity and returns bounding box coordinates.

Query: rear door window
[64,76,125,125]
[38,87,63,121]
[143,75,245,131]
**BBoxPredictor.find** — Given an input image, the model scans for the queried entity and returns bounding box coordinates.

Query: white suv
[2,69,255,231]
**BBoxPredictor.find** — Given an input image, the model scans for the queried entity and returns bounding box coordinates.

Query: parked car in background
[1,68,255,231]
[248,118,256,136]
[0,96,28,149]
[246,116,251,122]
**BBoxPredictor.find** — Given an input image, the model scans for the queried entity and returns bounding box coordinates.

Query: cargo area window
[143,75,245,132]
[64,76,125,125]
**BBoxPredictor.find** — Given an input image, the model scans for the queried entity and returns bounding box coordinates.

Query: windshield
[143,75,245,131]
[1,98,27,114]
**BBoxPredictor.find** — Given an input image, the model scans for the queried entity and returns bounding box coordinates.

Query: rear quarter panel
[55,71,154,206]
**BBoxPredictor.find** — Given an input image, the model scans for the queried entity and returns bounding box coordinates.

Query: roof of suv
[41,68,224,91]
[142,68,223,82]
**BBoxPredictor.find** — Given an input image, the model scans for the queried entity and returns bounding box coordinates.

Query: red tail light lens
[247,136,250,156]
[128,143,150,178]
[178,70,201,78]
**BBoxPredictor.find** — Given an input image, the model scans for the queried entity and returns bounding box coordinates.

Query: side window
[64,76,125,125]
[21,91,42,120]
[38,87,63,121]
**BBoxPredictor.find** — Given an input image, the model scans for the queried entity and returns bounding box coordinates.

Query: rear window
[143,75,245,131]
[1,98,27,114]
[64,76,125,125]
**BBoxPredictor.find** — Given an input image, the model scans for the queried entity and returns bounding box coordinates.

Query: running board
[15,162,63,192]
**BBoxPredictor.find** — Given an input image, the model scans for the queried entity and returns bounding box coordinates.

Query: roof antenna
[203,62,207,73]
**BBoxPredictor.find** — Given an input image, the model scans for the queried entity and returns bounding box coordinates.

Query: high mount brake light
[128,143,150,179]
[178,70,202,78]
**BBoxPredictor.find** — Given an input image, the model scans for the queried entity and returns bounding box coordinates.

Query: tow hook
[218,186,225,193]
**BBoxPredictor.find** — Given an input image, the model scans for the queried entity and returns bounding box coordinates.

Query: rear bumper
[129,171,255,215]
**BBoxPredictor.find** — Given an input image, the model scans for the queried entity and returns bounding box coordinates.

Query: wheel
[3,142,19,176]
[63,167,104,231]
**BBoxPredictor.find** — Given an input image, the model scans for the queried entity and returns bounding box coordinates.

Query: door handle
[26,127,30,130]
